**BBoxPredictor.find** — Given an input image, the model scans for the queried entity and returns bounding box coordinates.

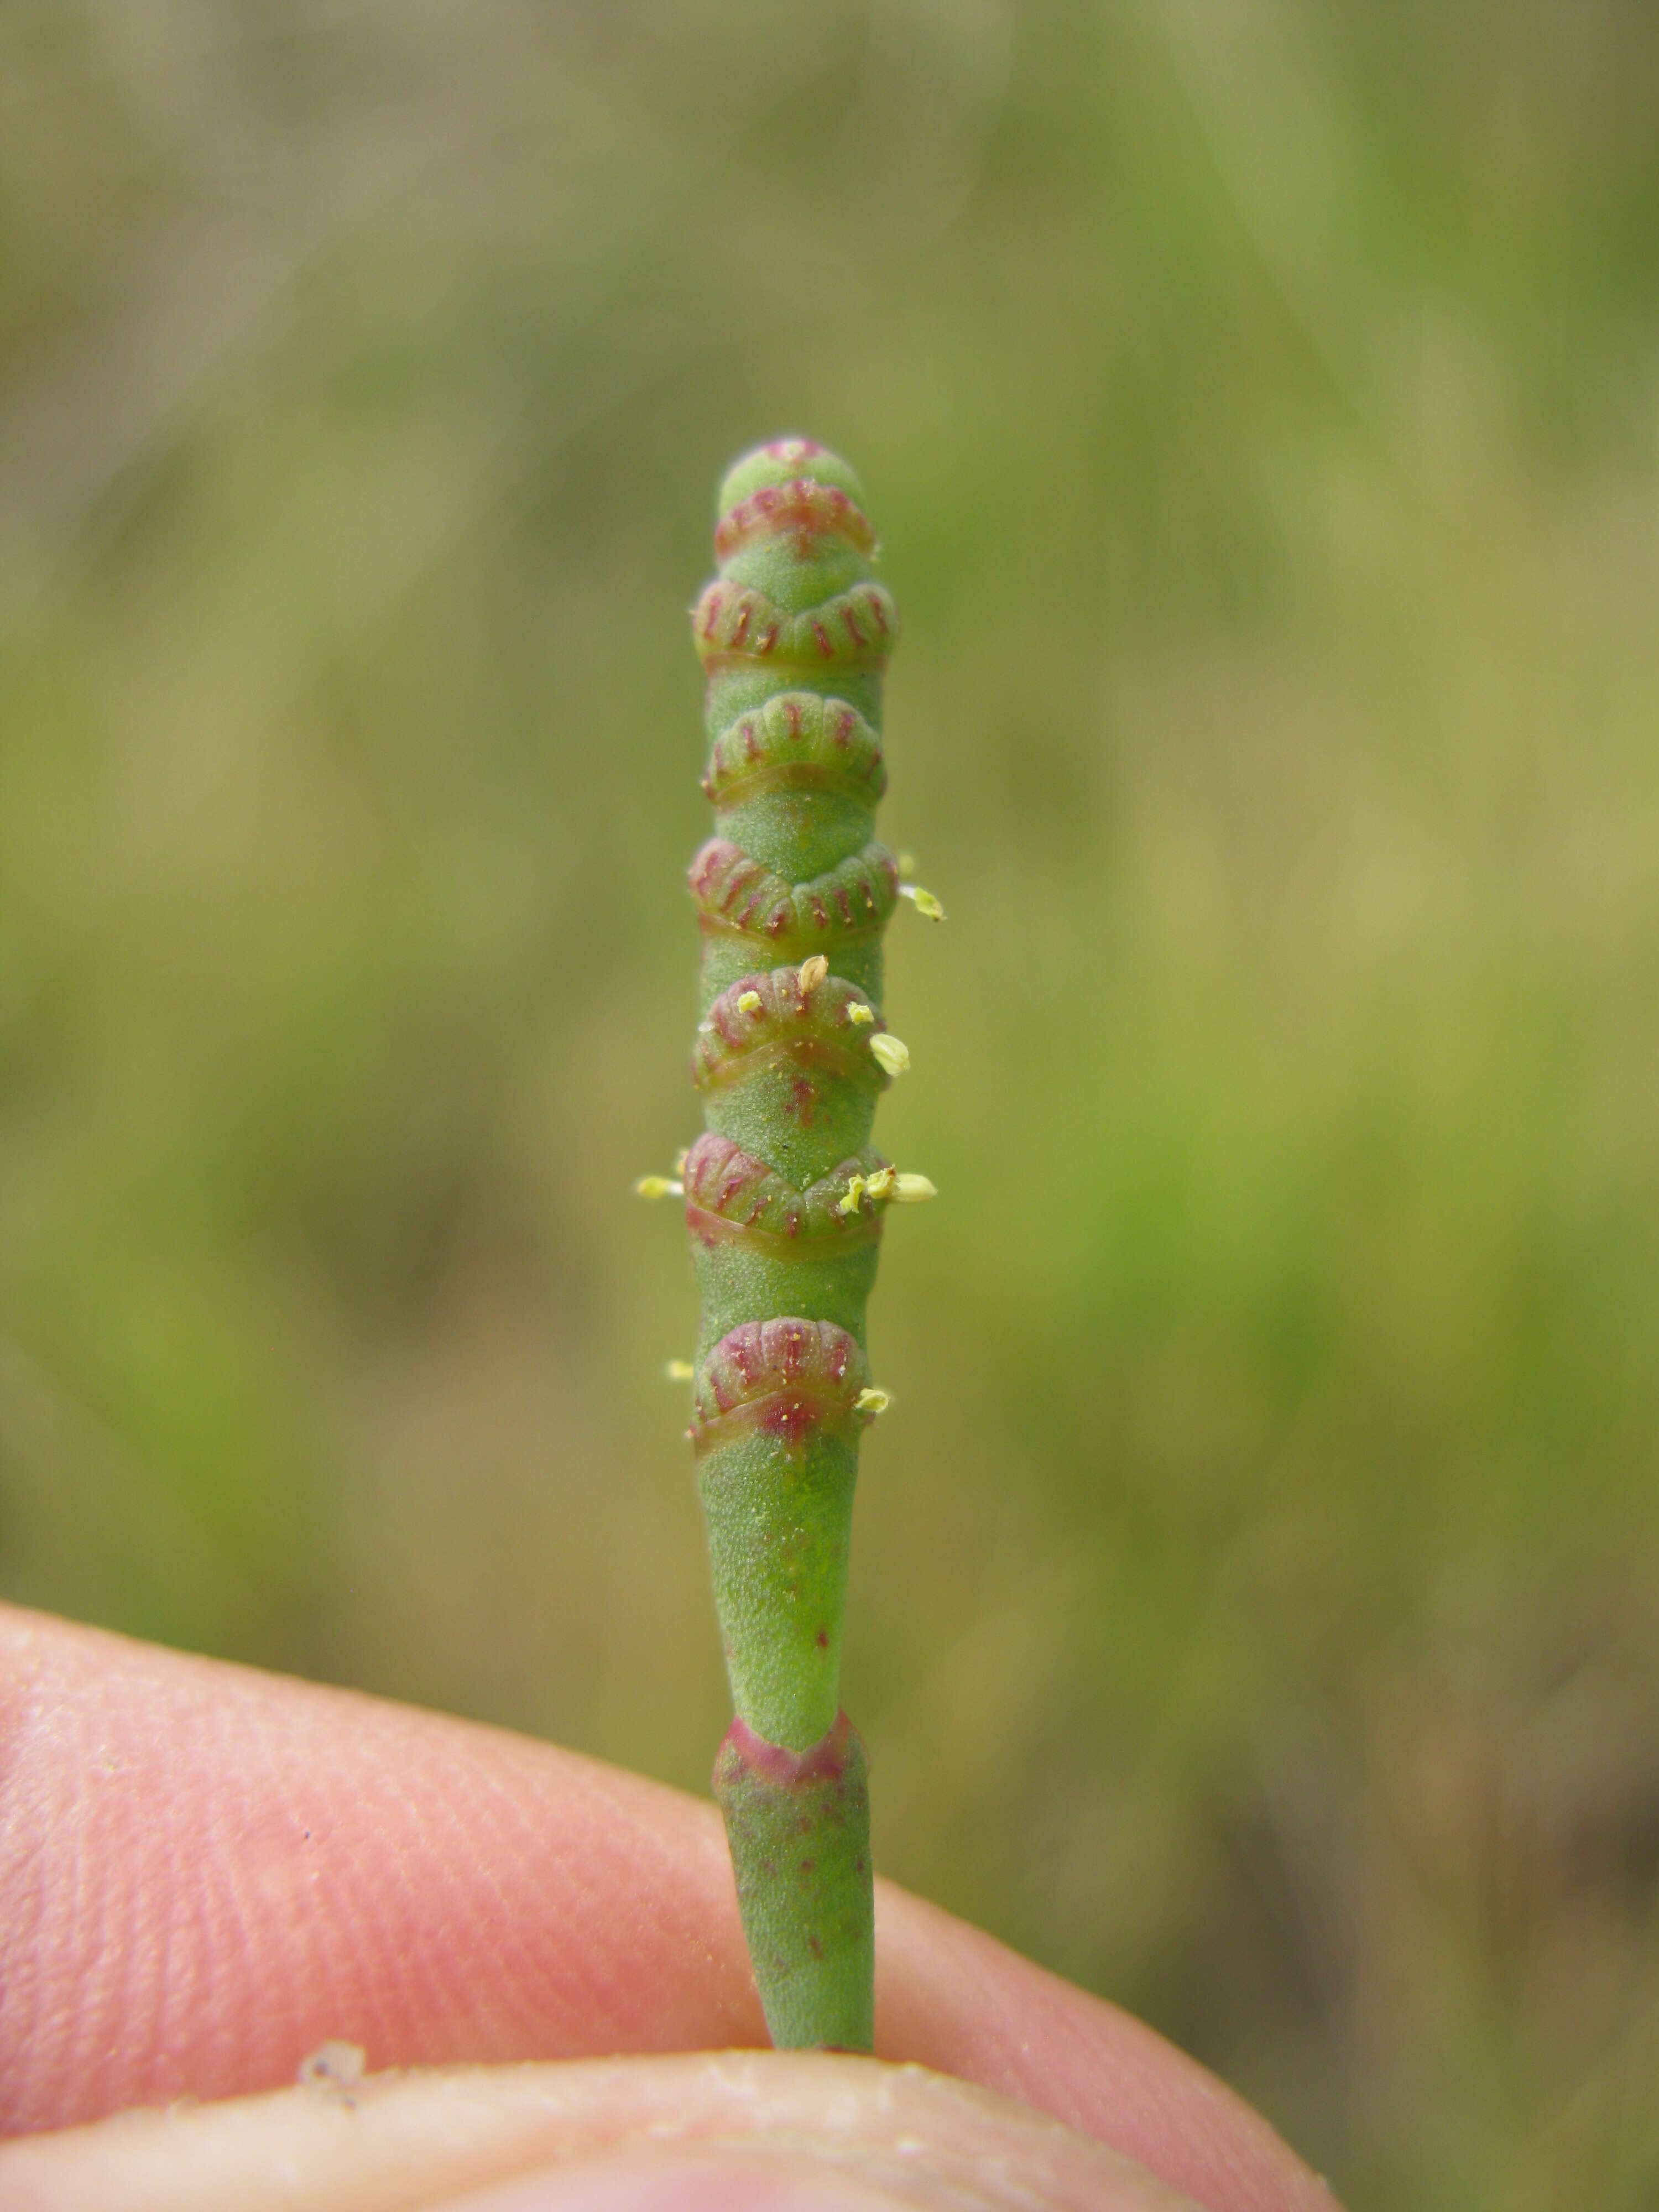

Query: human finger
[0,2050,1212,2211]
[0,1604,1332,2211]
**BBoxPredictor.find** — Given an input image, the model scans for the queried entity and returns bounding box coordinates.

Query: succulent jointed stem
[673,439,932,2052]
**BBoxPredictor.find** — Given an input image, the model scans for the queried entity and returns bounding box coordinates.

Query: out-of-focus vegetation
[3,3,1658,2201]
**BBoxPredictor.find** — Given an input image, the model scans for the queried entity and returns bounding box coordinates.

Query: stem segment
[685,439,907,2051]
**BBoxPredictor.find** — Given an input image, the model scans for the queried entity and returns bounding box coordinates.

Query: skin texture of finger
[0,2053,1207,2212]
[0,1605,1334,2211]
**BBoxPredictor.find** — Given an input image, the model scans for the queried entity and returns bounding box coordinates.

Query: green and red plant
[642,439,938,2052]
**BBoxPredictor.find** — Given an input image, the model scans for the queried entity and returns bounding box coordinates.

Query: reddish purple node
[760,1397,818,1447]
[717,1709,858,1788]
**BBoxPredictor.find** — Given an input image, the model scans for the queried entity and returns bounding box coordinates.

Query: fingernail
[421,2148,927,2211]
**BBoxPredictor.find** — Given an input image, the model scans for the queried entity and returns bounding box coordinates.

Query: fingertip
[416,2148,940,2212]
[0,2056,1207,2212]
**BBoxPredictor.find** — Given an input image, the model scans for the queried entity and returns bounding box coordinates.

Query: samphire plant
[640,438,939,2051]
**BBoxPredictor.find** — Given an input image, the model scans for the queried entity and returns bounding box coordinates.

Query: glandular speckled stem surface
[680,439,926,2051]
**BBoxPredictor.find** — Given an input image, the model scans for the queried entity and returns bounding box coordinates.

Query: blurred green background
[3,3,1658,2203]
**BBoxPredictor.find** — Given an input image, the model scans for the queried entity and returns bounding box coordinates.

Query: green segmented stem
[683,439,918,2051]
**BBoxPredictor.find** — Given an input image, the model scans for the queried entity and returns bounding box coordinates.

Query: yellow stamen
[736,989,763,1014]
[834,1172,867,1217]
[893,1172,937,1203]
[855,1386,891,1416]
[864,1166,897,1202]
[847,1003,875,1027]
[869,1033,910,1078]
[634,1175,684,1200]
[664,1359,695,1382]
[900,884,946,921]
[798,954,829,990]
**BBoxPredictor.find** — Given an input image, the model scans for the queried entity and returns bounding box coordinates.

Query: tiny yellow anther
[864,1166,897,1202]
[900,884,946,921]
[664,1359,695,1382]
[634,1175,684,1200]
[798,954,829,990]
[736,989,763,1014]
[869,1032,910,1078]
[834,1172,867,1217]
[855,1386,891,1416]
[893,1172,937,1203]
[847,1002,876,1027]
